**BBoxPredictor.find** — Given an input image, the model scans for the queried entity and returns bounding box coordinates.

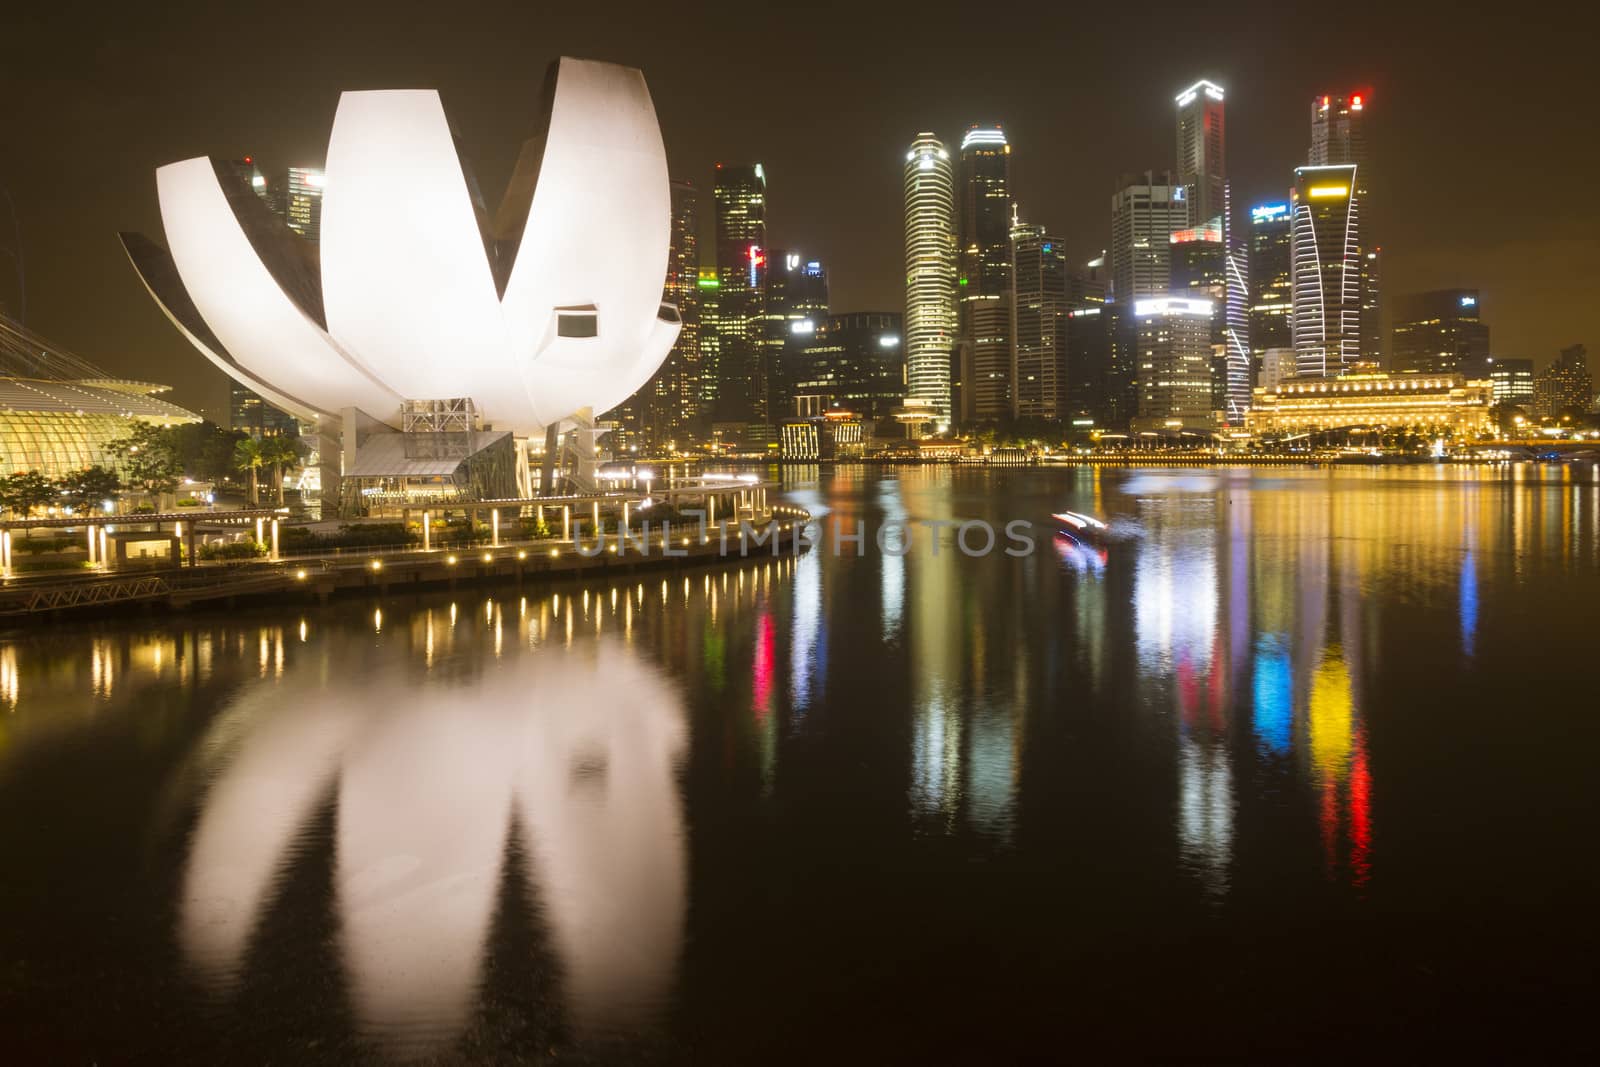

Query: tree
[200,427,249,484]
[106,422,181,502]
[0,470,57,517]
[56,466,121,514]
[234,437,265,505]
[258,434,303,504]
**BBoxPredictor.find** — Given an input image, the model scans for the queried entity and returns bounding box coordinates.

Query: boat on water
[1051,510,1110,544]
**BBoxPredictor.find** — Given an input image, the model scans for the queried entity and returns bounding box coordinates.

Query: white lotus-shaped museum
[122,57,679,437]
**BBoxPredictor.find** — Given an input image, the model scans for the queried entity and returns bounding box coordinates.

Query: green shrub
[175,497,202,508]
[133,503,156,514]
[198,539,266,561]
[15,535,76,555]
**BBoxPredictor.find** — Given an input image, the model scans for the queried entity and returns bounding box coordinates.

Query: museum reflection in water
[1,464,1597,1052]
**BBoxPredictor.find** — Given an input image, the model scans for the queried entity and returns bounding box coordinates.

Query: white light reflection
[178,634,687,1051]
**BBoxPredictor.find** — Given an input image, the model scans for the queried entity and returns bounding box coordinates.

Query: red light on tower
[243,155,253,163]
[1351,94,1364,110]
[1321,95,1330,110]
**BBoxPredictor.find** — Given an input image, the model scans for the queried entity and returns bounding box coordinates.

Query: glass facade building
[903,133,957,427]
[957,126,1014,422]
[0,378,200,481]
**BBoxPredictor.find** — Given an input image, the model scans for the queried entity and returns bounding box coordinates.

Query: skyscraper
[1169,222,1231,417]
[1391,289,1490,377]
[712,163,768,424]
[903,133,958,428]
[1248,200,1294,382]
[957,126,1013,422]
[1174,78,1248,421]
[1291,164,1362,378]
[1486,358,1535,408]
[616,179,701,447]
[1309,93,1377,362]
[1133,296,1216,431]
[1532,344,1594,419]
[697,268,721,413]
[763,251,830,419]
[1175,79,1226,230]
[1309,93,1369,176]
[1009,217,1069,420]
[285,166,324,241]
[1109,171,1188,301]
[791,312,905,422]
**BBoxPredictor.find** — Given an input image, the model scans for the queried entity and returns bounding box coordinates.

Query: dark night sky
[7,2,1597,420]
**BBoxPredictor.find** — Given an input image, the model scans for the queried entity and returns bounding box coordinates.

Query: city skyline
[6,6,1595,421]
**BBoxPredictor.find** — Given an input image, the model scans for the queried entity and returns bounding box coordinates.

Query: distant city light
[1307,184,1349,199]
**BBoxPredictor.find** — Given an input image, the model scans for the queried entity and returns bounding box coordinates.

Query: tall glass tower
[1291,164,1363,378]
[902,133,957,428]
[1175,79,1226,229]
[957,126,1013,422]
[712,163,768,424]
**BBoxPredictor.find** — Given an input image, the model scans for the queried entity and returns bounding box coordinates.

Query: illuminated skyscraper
[791,312,905,421]
[1533,344,1593,419]
[697,268,721,412]
[1291,164,1362,378]
[1391,289,1490,377]
[285,165,324,241]
[1009,216,1068,420]
[616,179,701,447]
[1310,93,1369,175]
[1486,357,1534,407]
[1248,201,1293,363]
[956,126,1013,422]
[1109,171,1187,301]
[903,133,957,427]
[1133,296,1216,431]
[1309,93,1377,361]
[763,251,830,419]
[713,163,768,424]
[1175,79,1226,230]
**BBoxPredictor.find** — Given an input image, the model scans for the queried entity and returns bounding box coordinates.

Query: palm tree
[233,437,264,506]
[260,435,302,505]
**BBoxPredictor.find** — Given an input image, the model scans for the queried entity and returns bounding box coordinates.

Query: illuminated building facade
[713,163,769,424]
[764,251,829,419]
[1132,296,1216,432]
[1486,357,1534,407]
[697,269,720,412]
[1175,79,1226,234]
[791,312,904,422]
[903,133,957,427]
[1291,164,1362,378]
[1309,93,1378,362]
[956,126,1013,422]
[285,165,324,241]
[1110,171,1187,302]
[617,179,702,447]
[1390,289,1490,377]
[1249,200,1294,375]
[1009,218,1068,420]
[230,381,300,437]
[0,314,200,482]
[1065,306,1113,427]
[1245,373,1494,436]
[1533,344,1594,418]
[122,57,682,511]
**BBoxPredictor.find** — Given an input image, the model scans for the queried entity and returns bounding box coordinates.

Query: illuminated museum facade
[122,57,679,512]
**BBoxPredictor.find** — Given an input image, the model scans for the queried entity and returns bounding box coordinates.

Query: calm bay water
[2,466,1597,1062]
